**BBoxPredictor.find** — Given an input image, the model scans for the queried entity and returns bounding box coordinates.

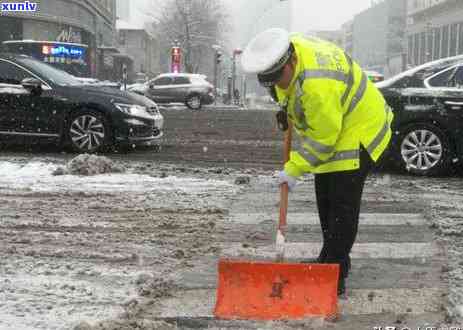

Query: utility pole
[212,45,222,105]
[232,48,242,105]
[242,76,247,108]
[122,63,127,91]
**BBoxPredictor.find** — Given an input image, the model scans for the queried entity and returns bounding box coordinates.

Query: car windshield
[16,57,82,86]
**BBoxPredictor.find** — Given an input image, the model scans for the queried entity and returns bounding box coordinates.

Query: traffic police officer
[241,28,393,296]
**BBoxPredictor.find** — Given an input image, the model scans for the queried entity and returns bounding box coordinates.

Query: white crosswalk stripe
[229,213,425,226]
[220,242,440,259]
[147,287,444,318]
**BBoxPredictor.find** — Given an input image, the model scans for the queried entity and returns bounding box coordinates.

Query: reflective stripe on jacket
[275,35,394,176]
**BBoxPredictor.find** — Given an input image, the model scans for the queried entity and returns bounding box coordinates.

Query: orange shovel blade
[214,259,339,320]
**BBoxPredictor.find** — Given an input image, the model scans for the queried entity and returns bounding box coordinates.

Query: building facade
[341,20,354,55]
[306,30,343,47]
[407,0,463,67]
[0,0,117,78]
[116,21,160,82]
[351,0,407,77]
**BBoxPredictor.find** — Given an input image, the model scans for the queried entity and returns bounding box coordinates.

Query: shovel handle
[279,124,292,231]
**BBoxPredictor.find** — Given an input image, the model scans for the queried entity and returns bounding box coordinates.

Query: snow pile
[0,160,238,200]
[54,154,125,176]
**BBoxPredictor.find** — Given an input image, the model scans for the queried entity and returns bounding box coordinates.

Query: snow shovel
[214,123,340,320]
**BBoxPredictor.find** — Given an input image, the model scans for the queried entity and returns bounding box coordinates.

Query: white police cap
[241,28,291,74]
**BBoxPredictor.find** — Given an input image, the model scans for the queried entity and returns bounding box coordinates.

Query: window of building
[408,35,414,66]
[414,33,420,66]
[119,31,126,45]
[141,37,146,50]
[0,60,31,84]
[420,32,426,64]
[442,24,449,58]
[427,29,433,60]
[434,27,441,59]
[450,23,458,56]
[458,23,463,55]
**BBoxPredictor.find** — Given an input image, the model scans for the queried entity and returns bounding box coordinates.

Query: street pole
[232,54,236,104]
[243,76,247,108]
[232,49,242,105]
[213,54,218,105]
[122,63,127,91]
[212,45,221,105]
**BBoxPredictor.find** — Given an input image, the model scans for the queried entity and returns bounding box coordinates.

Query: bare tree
[150,0,229,74]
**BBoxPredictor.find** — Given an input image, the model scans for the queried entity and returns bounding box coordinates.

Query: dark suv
[128,73,214,110]
[0,53,164,153]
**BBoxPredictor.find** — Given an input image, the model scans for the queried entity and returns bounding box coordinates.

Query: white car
[127,73,215,110]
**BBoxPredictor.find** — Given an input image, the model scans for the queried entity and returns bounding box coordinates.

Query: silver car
[128,73,214,110]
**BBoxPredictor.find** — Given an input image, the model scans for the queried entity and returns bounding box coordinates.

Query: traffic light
[171,46,181,73]
[216,51,223,64]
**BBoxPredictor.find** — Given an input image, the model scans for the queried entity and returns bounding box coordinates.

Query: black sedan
[377,55,463,176]
[0,53,164,153]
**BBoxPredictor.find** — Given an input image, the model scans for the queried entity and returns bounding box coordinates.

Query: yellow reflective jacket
[275,35,394,177]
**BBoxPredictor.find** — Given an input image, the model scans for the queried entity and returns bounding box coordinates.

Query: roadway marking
[220,242,440,259]
[147,287,444,319]
[228,213,426,226]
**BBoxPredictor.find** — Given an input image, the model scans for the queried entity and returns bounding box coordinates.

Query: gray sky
[132,0,374,31]
[130,0,375,40]
[291,0,373,31]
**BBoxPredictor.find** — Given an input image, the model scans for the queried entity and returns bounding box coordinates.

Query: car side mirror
[21,78,42,95]
[149,83,155,89]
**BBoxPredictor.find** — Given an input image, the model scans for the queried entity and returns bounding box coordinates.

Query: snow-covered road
[0,155,462,330]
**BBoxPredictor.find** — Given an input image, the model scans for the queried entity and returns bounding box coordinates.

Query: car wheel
[396,123,451,176]
[68,110,110,153]
[186,94,202,110]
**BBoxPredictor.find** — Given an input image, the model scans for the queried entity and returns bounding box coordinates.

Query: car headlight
[114,103,153,119]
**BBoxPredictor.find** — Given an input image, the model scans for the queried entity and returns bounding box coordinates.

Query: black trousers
[314,147,373,279]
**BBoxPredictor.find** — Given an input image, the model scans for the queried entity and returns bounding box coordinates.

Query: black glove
[276,110,289,131]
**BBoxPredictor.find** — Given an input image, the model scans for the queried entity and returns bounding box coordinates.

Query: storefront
[3,40,91,77]
[0,0,116,78]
